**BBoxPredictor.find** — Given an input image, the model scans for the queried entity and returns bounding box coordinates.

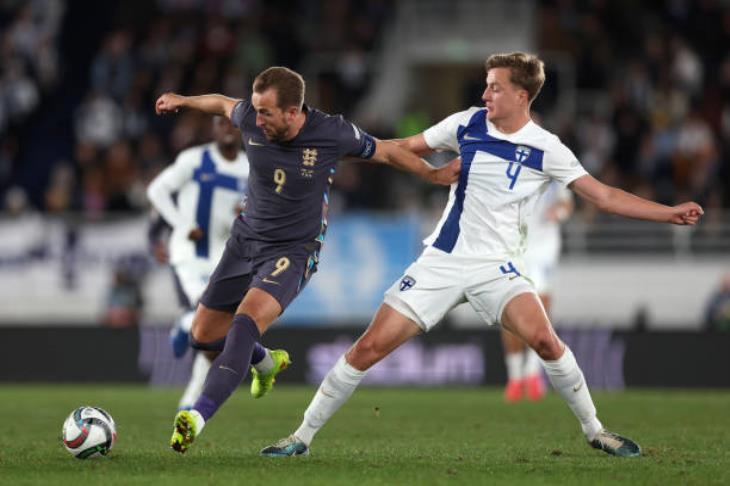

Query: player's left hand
[669,202,704,225]
[431,157,461,185]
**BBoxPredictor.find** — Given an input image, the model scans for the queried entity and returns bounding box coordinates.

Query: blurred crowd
[539,0,729,218]
[0,0,728,220]
[0,0,392,218]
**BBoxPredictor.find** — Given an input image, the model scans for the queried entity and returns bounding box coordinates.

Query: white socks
[253,348,274,374]
[189,409,206,434]
[505,352,524,381]
[178,352,212,410]
[294,354,366,446]
[505,349,542,380]
[523,349,542,377]
[541,346,603,441]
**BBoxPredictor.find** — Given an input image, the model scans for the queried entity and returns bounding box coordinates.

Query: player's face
[482,68,528,124]
[212,116,240,150]
[251,89,295,142]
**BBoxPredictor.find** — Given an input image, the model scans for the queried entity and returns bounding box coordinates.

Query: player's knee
[529,328,561,360]
[191,319,219,345]
[348,337,386,371]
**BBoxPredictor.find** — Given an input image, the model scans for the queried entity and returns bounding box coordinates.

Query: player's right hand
[155,93,185,115]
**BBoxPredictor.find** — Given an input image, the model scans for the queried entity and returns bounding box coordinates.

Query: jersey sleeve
[543,138,589,186]
[146,148,199,231]
[229,99,250,129]
[337,116,377,159]
[423,109,475,153]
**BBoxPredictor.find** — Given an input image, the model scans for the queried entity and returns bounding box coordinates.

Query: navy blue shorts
[200,232,319,314]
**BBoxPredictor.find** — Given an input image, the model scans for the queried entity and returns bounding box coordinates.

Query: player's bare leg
[261,303,421,457]
[522,293,550,401]
[501,292,549,402]
[501,328,527,402]
[501,292,640,457]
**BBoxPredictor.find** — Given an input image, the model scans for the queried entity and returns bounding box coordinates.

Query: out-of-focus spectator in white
[4,185,30,217]
[673,106,717,198]
[74,92,123,148]
[2,59,40,122]
[671,36,703,96]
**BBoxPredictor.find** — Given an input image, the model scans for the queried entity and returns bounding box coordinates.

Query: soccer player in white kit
[503,181,573,402]
[147,116,290,409]
[261,52,703,458]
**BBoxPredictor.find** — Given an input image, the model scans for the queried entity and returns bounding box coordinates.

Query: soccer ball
[61,406,117,459]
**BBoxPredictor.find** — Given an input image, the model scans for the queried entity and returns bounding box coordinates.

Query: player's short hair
[484,52,545,103]
[253,66,305,110]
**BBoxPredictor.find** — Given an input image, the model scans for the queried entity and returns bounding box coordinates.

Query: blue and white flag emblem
[399,275,416,291]
[515,145,531,163]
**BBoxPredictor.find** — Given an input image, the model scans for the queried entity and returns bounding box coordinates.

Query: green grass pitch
[0,385,728,485]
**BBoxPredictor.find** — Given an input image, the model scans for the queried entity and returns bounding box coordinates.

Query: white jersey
[422,107,587,260]
[147,143,249,267]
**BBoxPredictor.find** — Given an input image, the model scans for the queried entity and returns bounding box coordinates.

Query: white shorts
[383,247,536,331]
[174,258,216,306]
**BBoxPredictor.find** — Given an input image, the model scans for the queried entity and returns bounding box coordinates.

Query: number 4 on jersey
[505,146,532,190]
[505,161,522,190]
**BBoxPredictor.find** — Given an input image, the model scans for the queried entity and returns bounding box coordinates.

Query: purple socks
[251,342,266,365]
[193,314,260,421]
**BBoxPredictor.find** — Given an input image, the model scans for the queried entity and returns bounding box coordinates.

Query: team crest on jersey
[302,148,318,167]
[515,145,531,163]
[399,275,416,291]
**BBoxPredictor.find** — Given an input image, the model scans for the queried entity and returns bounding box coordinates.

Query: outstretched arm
[390,133,435,157]
[369,139,459,186]
[155,93,240,119]
[569,174,704,225]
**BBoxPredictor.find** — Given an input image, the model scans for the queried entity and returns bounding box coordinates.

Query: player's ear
[520,89,530,106]
[283,105,295,120]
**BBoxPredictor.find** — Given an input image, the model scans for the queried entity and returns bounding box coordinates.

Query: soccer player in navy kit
[155,66,460,453]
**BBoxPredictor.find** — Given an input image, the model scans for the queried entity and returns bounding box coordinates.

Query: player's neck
[491,112,531,135]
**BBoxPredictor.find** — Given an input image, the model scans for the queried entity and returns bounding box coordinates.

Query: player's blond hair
[253,66,305,110]
[484,52,545,103]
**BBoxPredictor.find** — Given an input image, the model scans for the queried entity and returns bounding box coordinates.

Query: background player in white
[262,52,703,458]
[503,181,573,402]
[147,115,289,409]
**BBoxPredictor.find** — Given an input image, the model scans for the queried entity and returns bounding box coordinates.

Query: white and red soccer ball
[61,406,117,459]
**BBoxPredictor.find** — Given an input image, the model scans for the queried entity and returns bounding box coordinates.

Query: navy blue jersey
[230,100,376,246]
